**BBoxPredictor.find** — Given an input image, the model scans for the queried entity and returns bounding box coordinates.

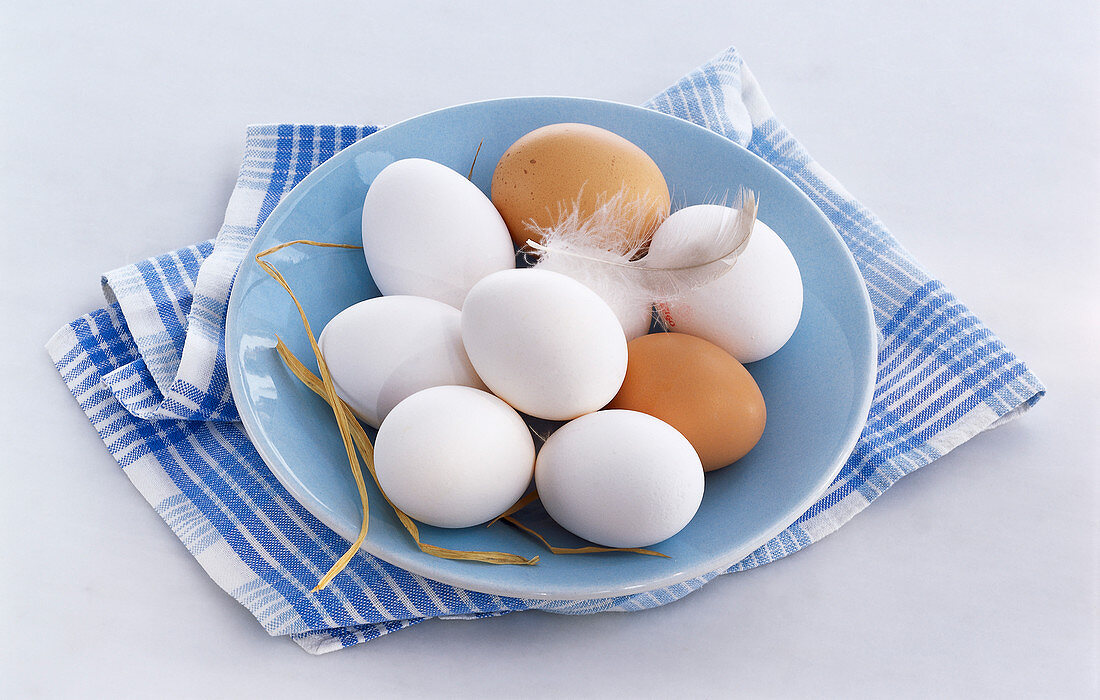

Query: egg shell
[361,158,515,308]
[607,332,766,471]
[461,268,628,421]
[490,123,670,250]
[648,205,803,363]
[374,386,535,529]
[317,295,487,428]
[534,410,704,549]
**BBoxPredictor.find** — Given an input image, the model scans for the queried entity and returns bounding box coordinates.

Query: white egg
[361,158,515,308]
[374,386,535,528]
[535,410,704,548]
[318,295,486,428]
[647,205,803,363]
[461,268,628,421]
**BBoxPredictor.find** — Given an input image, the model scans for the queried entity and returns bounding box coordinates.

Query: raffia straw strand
[501,517,669,558]
[255,241,371,592]
[486,490,540,528]
[274,338,537,566]
[467,140,484,180]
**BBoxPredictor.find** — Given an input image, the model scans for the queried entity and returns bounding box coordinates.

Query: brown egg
[490,123,671,250]
[607,332,766,471]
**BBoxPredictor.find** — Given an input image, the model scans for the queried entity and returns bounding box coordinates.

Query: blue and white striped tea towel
[47,46,1044,654]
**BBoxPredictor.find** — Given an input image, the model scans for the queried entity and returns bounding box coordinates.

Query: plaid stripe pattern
[48,47,1043,654]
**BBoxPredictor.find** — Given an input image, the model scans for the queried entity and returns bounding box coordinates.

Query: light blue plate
[225,97,877,600]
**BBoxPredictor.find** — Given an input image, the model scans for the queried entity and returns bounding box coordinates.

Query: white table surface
[2,1,1097,697]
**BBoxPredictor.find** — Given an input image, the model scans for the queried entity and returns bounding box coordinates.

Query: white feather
[524,188,758,324]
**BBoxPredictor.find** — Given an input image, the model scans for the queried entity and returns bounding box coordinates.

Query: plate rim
[225,95,878,600]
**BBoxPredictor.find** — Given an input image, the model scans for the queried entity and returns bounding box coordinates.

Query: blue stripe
[879,280,940,344]
[318,125,336,164]
[292,124,315,188]
[177,246,202,284]
[133,258,186,360]
[339,125,358,149]
[256,124,295,229]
